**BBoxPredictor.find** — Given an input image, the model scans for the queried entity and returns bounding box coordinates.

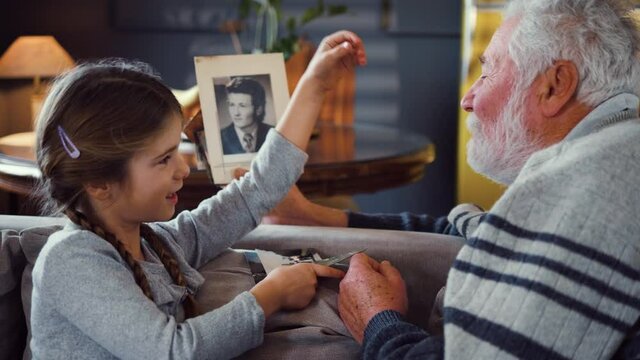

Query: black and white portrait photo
[194,53,289,184]
[214,75,276,155]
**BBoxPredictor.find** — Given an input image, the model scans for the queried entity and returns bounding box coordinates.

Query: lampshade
[0,36,74,79]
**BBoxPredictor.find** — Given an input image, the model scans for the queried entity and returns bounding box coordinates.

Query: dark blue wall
[1,0,461,217]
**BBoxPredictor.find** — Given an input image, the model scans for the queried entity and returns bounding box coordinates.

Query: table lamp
[0,35,75,123]
[0,36,74,161]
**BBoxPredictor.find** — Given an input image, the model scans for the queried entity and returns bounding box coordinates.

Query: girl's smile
[166,192,179,205]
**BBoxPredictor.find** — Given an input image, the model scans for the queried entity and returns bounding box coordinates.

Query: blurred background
[0,0,463,217]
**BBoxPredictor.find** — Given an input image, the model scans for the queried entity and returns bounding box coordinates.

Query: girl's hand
[250,263,344,317]
[275,30,366,151]
[302,30,367,94]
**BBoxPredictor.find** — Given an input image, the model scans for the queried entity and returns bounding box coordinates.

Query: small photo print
[241,249,324,284]
[214,75,276,155]
[194,53,290,185]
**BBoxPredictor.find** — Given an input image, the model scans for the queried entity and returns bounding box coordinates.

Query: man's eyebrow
[479,55,487,64]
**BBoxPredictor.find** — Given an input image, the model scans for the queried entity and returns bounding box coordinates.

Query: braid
[64,209,154,300]
[65,210,200,318]
[140,224,200,319]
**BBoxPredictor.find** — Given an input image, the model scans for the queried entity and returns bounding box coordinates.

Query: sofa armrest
[235,224,464,329]
[0,215,67,233]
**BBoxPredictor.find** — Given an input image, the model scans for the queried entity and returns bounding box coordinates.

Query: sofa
[0,215,464,359]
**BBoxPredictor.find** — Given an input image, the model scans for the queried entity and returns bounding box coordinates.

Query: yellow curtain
[456,0,506,209]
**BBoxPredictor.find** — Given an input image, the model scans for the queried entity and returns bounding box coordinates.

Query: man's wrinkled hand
[261,184,313,225]
[338,253,408,344]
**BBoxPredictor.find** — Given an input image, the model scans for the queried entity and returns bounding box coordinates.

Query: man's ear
[84,182,113,202]
[538,60,580,117]
[256,105,264,117]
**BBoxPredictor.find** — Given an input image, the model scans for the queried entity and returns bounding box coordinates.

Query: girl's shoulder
[35,227,122,277]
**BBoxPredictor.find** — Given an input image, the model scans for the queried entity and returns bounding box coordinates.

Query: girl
[30,31,366,359]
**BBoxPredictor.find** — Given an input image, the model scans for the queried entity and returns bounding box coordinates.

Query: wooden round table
[0,122,435,214]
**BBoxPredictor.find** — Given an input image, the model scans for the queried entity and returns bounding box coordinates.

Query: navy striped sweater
[356,93,640,359]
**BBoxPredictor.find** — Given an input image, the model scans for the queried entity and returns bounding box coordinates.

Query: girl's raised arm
[275,30,367,151]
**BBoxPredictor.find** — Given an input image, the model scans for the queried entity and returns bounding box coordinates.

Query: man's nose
[460,90,474,112]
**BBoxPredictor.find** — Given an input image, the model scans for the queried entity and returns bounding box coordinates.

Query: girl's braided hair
[35,59,199,318]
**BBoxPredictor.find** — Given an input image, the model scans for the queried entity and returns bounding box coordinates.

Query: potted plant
[238,0,348,59]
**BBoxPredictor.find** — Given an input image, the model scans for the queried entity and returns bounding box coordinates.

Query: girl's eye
[159,155,171,165]
[480,75,487,80]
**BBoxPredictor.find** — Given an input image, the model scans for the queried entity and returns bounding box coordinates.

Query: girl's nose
[176,155,191,179]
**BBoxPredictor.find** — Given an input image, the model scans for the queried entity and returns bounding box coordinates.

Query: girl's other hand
[303,30,367,93]
[250,263,344,317]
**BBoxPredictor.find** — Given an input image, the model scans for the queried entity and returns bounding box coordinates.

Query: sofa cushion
[19,225,63,359]
[0,225,62,360]
[0,229,27,360]
[2,220,464,359]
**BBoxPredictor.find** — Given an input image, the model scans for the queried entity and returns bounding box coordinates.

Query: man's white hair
[505,0,640,107]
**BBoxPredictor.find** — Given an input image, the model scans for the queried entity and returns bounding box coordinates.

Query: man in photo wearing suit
[220,77,273,154]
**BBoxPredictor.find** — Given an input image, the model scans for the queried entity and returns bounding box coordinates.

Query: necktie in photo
[242,133,254,152]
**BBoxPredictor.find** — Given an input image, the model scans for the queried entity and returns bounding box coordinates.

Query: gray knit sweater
[30,130,307,360]
[363,93,640,359]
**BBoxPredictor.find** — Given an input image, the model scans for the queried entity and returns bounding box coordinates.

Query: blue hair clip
[57,125,80,159]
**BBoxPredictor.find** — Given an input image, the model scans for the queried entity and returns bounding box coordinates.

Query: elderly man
[266,0,640,358]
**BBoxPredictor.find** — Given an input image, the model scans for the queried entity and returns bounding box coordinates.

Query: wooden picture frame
[194,53,289,184]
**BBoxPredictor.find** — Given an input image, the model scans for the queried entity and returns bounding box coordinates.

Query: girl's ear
[84,182,114,201]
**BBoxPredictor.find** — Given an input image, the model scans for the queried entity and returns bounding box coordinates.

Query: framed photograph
[194,53,289,184]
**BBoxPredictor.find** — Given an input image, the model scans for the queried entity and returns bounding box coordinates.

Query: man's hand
[338,253,408,344]
[262,183,316,225]
[234,167,348,227]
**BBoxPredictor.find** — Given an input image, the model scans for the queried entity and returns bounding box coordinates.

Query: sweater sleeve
[363,310,444,359]
[347,211,460,236]
[154,129,308,269]
[32,233,264,359]
[441,131,640,359]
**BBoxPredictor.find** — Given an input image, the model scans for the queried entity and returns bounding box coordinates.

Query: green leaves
[299,0,347,26]
[328,5,348,16]
[237,0,349,59]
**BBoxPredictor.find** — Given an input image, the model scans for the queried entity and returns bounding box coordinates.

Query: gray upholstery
[0,215,464,359]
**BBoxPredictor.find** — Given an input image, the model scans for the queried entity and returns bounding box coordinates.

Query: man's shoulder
[220,125,237,145]
[258,122,273,133]
[501,120,640,237]
[524,119,640,179]
[570,119,640,158]
[221,124,234,135]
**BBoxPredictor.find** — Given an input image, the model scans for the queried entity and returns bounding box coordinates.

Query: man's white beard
[466,86,542,185]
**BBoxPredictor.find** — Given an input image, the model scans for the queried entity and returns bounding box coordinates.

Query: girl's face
[107,115,190,225]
